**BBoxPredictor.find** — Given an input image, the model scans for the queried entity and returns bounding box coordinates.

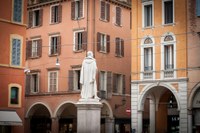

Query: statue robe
[80,57,97,99]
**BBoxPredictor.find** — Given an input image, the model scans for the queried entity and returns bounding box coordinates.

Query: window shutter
[197,0,200,17]
[106,35,110,53]
[75,32,78,51]
[116,7,121,26]
[101,1,105,20]
[57,36,61,55]
[39,9,43,26]
[25,75,31,95]
[122,75,125,94]
[107,71,112,99]
[121,39,124,57]
[51,6,55,23]
[26,40,32,59]
[71,1,75,20]
[106,3,110,21]
[28,11,33,28]
[115,38,120,55]
[82,31,87,51]
[97,32,101,51]
[79,0,83,18]
[68,70,74,91]
[37,39,42,57]
[58,5,62,22]
[113,73,117,93]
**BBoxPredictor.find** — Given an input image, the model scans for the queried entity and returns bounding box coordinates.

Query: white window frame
[32,8,41,27]
[162,0,175,25]
[74,0,84,19]
[100,33,107,53]
[161,32,176,79]
[142,1,154,28]
[49,34,59,55]
[31,38,40,57]
[140,36,155,80]
[30,72,39,93]
[48,71,58,92]
[99,71,107,92]
[49,4,59,24]
[73,29,84,51]
[100,0,109,21]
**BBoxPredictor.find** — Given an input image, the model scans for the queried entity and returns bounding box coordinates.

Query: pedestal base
[76,99,102,133]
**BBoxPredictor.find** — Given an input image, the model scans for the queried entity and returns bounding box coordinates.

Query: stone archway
[55,102,77,133]
[26,103,52,133]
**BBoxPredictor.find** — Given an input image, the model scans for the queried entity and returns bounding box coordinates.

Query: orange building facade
[25,0,131,133]
[131,0,188,132]
[0,0,27,133]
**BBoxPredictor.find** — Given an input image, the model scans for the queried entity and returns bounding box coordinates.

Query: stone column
[76,99,102,133]
[188,109,193,133]
[138,111,143,133]
[150,98,155,133]
[105,118,114,133]
[51,117,59,133]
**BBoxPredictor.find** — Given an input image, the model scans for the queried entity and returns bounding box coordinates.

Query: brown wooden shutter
[75,32,78,51]
[122,75,125,94]
[106,35,110,53]
[58,5,62,23]
[113,73,117,93]
[121,39,124,57]
[39,9,43,26]
[79,0,83,18]
[57,36,61,55]
[97,32,101,51]
[26,41,32,59]
[71,1,75,20]
[25,75,31,95]
[116,7,121,26]
[51,6,55,23]
[28,11,33,28]
[68,70,74,91]
[37,39,42,57]
[100,1,105,20]
[107,71,112,99]
[82,31,87,51]
[115,38,120,55]
[106,3,110,21]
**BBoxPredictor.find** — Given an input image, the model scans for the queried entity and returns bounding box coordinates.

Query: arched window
[164,35,174,69]
[143,38,153,71]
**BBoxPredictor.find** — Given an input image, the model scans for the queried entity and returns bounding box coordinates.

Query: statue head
[87,51,94,58]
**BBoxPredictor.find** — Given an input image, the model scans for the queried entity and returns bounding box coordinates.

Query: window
[30,73,39,93]
[28,9,43,28]
[68,70,81,91]
[10,87,19,104]
[144,47,153,71]
[48,71,58,92]
[71,0,83,20]
[49,35,61,55]
[113,74,125,94]
[115,6,122,26]
[50,5,62,24]
[26,39,42,59]
[115,38,124,57]
[163,0,173,24]
[11,38,21,66]
[196,0,200,17]
[99,71,107,91]
[143,1,153,27]
[13,0,23,23]
[97,32,110,53]
[100,1,110,21]
[73,30,87,51]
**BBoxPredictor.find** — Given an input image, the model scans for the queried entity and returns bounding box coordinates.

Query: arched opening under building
[27,104,52,133]
[56,102,77,133]
[140,86,179,133]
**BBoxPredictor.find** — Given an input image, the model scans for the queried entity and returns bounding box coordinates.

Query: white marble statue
[80,51,100,100]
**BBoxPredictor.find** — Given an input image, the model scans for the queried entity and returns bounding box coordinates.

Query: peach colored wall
[26,0,131,120]
[131,0,187,80]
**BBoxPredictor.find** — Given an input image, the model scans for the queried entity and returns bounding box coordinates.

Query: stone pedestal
[76,99,102,133]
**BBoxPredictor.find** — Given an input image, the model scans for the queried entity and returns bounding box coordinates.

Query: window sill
[115,54,124,58]
[73,50,84,53]
[50,22,61,25]
[162,23,175,27]
[72,17,85,21]
[28,56,41,59]
[114,23,122,27]
[49,54,59,57]
[99,18,109,23]
[30,25,42,29]
[99,51,107,54]
[142,26,154,30]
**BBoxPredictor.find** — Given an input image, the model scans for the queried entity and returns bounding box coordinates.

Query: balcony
[164,64,174,78]
[143,66,153,79]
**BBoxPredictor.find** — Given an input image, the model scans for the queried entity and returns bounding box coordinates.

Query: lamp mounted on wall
[55,57,60,66]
